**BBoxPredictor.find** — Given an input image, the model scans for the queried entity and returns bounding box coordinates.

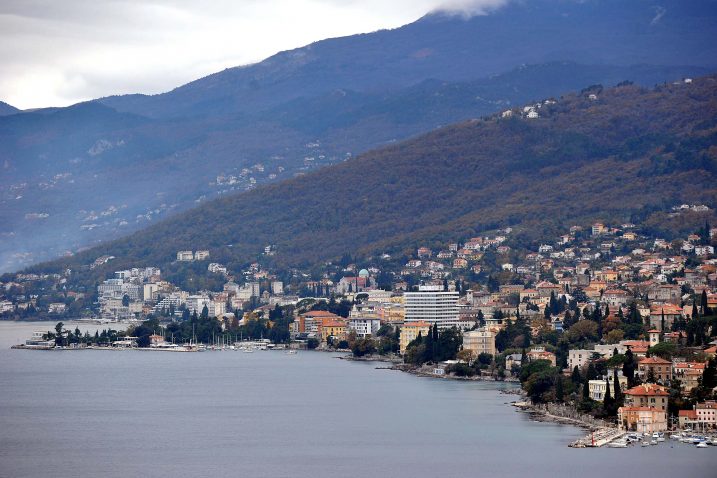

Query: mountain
[2,0,717,272]
[0,101,19,116]
[26,74,717,288]
[99,0,717,119]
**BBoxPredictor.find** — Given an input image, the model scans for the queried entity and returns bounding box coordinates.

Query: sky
[0,0,506,110]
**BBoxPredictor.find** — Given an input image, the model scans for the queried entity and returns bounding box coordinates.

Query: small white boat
[650,440,658,446]
[696,442,709,448]
[641,441,650,447]
[608,440,628,448]
[285,350,297,355]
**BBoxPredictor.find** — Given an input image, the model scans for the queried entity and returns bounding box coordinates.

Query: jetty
[570,428,624,448]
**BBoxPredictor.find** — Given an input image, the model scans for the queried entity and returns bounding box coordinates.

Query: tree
[555,375,564,402]
[122,294,130,307]
[646,367,657,384]
[700,358,717,391]
[565,320,599,344]
[571,366,582,385]
[701,290,710,316]
[201,305,209,319]
[613,367,623,406]
[351,338,376,357]
[586,362,598,382]
[603,377,615,416]
[648,342,677,360]
[306,338,319,349]
[456,349,475,364]
[477,310,485,328]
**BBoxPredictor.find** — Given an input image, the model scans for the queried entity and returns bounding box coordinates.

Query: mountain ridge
[0,101,20,116]
[2,0,717,272]
[21,74,717,287]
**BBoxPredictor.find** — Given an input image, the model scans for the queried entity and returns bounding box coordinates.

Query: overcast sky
[0,0,506,109]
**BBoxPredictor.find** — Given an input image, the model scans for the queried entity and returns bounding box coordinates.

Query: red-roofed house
[638,356,673,383]
[625,384,669,411]
[649,304,683,331]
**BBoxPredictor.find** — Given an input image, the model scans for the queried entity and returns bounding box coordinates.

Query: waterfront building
[505,353,523,373]
[404,285,459,329]
[618,407,667,433]
[399,321,431,354]
[348,317,381,338]
[696,401,717,429]
[462,329,496,357]
[527,347,556,366]
[319,319,347,344]
[679,409,698,429]
[624,384,669,411]
[298,310,340,334]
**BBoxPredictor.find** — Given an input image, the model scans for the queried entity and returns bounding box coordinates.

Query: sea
[1,321,715,478]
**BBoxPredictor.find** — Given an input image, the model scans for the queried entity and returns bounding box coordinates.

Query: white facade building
[404,285,459,329]
[348,317,382,338]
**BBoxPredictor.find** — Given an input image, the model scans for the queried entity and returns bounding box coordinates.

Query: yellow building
[319,319,347,344]
[400,321,431,354]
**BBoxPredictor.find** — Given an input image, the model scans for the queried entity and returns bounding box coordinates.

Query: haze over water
[0,322,715,478]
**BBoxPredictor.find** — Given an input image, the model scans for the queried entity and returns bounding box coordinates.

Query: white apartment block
[404,285,459,329]
[348,317,382,338]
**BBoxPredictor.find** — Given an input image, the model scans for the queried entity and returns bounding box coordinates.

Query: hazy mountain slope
[0,101,19,116]
[2,63,707,273]
[99,0,717,119]
[28,75,717,286]
[3,0,717,273]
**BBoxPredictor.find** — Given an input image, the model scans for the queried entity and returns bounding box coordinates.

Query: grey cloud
[0,0,510,109]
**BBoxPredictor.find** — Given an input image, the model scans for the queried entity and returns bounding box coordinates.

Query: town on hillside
[3,208,717,439]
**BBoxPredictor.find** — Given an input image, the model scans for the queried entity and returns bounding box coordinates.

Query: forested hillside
[22,75,717,285]
[2,0,716,272]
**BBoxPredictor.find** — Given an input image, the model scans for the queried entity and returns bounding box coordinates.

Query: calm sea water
[1,321,715,478]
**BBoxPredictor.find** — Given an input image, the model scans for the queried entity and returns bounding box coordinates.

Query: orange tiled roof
[303,310,340,318]
[625,384,669,397]
[620,406,663,412]
[638,357,672,365]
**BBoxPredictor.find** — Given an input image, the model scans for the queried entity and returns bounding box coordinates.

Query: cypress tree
[555,376,564,402]
[701,290,709,315]
[424,327,434,362]
[571,366,582,385]
[613,367,623,405]
[586,363,598,381]
[691,301,699,320]
[603,377,614,415]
